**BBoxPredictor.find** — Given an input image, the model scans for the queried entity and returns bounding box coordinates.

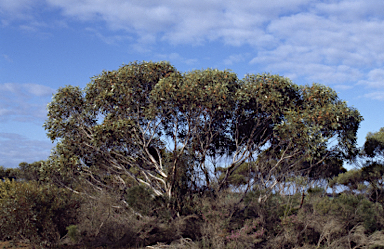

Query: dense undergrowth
[1,177,384,248]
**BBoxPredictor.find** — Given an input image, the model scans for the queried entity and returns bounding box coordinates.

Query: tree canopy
[43,61,362,206]
[364,127,384,160]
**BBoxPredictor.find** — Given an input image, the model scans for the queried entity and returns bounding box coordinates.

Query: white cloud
[4,0,383,51]
[0,0,44,23]
[224,54,247,66]
[246,2,384,85]
[24,83,55,96]
[357,68,384,88]
[0,83,54,97]
[334,84,353,90]
[46,0,176,33]
[315,1,384,20]
[3,0,384,90]
[85,27,132,45]
[0,83,54,122]
[0,132,53,168]
[40,0,311,45]
[363,92,384,101]
[19,20,49,33]
[0,0,35,14]
[154,52,198,66]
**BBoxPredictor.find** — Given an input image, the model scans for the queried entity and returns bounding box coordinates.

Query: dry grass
[0,241,30,249]
[0,240,200,249]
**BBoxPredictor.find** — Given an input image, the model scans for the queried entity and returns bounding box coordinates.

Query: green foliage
[74,189,197,248]
[348,127,384,205]
[36,61,367,247]
[330,161,384,204]
[314,193,380,232]
[17,161,45,182]
[216,162,257,189]
[3,175,384,248]
[252,191,384,248]
[364,127,384,159]
[0,60,380,248]
[66,225,80,243]
[43,61,362,211]
[0,179,81,246]
[0,166,18,181]
[329,169,363,191]
[125,185,170,218]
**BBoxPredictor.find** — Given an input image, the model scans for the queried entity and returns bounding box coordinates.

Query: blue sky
[1,0,383,168]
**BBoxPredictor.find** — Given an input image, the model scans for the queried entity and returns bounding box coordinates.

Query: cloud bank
[0,132,53,168]
[2,0,384,99]
[0,83,54,123]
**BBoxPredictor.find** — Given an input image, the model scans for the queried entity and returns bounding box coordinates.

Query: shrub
[0,179,81,247]
[75,189,184,248]
[314,193,381,232]
[125,184,171,219]
[66,225,80,243]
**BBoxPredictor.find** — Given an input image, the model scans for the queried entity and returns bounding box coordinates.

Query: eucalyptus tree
[357,128,384,203]
[44,61,362,207]
[364,127,384,160]
[0,166,18,181]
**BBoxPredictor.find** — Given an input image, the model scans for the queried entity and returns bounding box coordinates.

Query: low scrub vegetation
[2,178,384,248]
[0,179,80,247]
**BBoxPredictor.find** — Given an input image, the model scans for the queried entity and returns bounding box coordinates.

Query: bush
[314,193,381,232]
[0,179,81,247]
[125,184,171,219]
[274,192,384,248]
[74,189,183,248]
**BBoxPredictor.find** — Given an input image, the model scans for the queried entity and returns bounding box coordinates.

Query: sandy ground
[0,241,93,249]
[0,241,33,248]
[0,241,145,249]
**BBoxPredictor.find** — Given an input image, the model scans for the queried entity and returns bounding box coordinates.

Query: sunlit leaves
[364,127,384,158]
[86,61,176,119]
[43,61,362,200]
